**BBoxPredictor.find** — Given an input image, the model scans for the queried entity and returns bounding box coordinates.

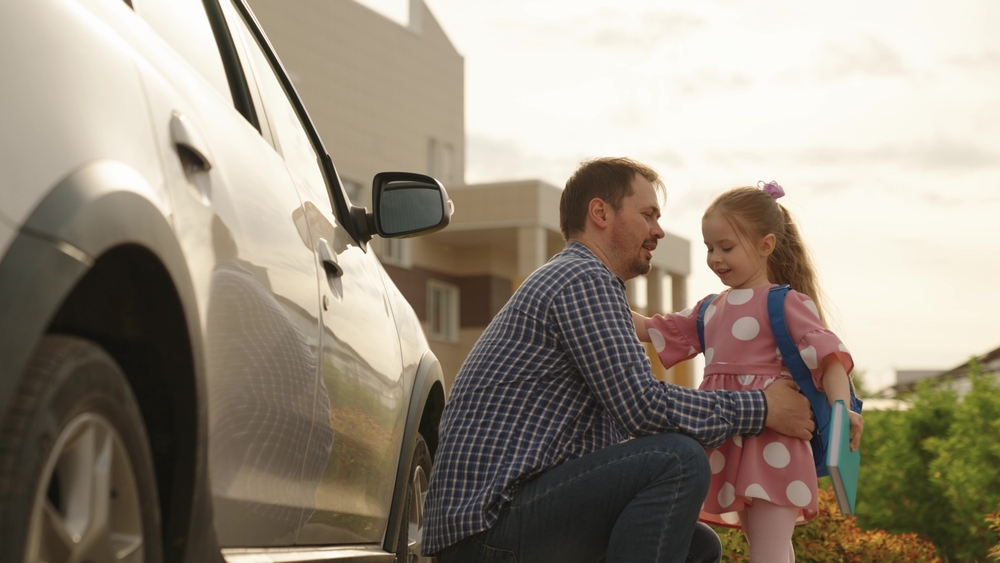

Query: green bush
[854,385,958,553]
[856,361,1000,562]
[713,486,940,562]
[987,505,1000,562]
[714,359,999,561]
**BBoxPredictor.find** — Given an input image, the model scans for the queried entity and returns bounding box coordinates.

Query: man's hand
[763,379,815,440]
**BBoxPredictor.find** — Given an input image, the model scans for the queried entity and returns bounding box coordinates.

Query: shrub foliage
[714,360,1000,562]
[857,362,1000,562]
[713,486,940,563]
[988,504,1000,562]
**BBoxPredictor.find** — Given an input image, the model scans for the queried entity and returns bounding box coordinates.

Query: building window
[379,237,412,268]
[427,280,460,342]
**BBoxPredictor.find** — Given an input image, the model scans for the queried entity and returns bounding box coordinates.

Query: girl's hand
[848,410,864,452]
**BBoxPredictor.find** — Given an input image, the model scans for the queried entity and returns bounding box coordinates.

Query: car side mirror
[351,172,453,245]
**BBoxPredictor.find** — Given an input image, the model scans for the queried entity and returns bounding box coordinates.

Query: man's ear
[759,233,777,257]
[588,198,611,230]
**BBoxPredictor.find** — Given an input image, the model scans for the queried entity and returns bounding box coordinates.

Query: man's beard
[610,228,653,280]
[624,254,652,279]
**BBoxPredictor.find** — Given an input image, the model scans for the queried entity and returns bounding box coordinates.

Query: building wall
[247,0,465,203]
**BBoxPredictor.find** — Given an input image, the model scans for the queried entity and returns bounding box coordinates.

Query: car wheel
[0,335,163,563]
[397,433,434,563]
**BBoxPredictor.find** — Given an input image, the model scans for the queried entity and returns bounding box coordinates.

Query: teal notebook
[826,399,860,515]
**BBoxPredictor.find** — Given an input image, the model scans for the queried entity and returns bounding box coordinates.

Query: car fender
[0,157,206,411]
[0,158,223,560]
[383,348,446,554]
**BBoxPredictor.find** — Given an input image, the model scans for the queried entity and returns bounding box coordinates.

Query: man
[422,157,815,563]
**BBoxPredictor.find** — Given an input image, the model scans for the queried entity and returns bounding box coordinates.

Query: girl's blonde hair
[705,186,826,325]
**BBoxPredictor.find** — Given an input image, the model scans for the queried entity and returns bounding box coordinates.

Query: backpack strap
[696,294,717,353]
[767,284,834,476]
[767,286,819,397]
[767,285,863,411]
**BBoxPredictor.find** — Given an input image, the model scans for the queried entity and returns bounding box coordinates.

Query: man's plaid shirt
[421,242,768,554]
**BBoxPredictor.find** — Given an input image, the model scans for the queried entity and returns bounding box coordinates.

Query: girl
[633,182,863,563]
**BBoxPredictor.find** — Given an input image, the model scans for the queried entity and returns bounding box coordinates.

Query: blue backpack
[696,284,863,477]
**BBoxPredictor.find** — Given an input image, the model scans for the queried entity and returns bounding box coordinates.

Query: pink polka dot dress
[644,285,853,528]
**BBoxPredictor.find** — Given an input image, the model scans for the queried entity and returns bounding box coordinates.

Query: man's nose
[651,221,665,239]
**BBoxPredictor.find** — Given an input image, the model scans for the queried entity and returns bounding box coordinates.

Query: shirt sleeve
[549,272,767,449]
[644,295,716,368]
[784,290,855,391]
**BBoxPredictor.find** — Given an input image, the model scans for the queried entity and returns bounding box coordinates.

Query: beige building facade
[249,0,695,389]
[248,0,464,203]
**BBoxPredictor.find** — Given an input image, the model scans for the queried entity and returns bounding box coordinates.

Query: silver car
[0,1,450,562]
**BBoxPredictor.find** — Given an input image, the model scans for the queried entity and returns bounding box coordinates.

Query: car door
[122,0,326,546]
[221,0,410,546]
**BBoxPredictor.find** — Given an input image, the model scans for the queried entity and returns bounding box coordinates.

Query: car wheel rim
[25,413,145,563]
[407,465,429,562]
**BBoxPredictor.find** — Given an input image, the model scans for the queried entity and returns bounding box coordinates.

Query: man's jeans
[435,433,720,563]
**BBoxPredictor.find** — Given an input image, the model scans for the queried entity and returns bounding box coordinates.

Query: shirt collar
[561,241,625,288]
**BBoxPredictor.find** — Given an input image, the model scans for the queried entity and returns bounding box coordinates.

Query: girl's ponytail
[770,205,825,325]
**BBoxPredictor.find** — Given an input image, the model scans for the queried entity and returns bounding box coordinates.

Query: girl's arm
[821,354,864,452]
[632,311,650,342]
[635,306,702,368]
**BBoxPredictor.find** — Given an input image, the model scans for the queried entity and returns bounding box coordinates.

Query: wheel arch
[0,160,217,563]
[383,349,447,555]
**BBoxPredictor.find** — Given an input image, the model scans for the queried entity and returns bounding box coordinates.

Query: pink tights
[737,500,799,563]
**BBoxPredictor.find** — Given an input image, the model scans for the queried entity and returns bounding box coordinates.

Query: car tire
[396,433,435,563]
[0,335,163,563]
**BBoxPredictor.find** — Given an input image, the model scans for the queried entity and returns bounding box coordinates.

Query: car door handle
[317,237,343,278]
[169,111,212,172]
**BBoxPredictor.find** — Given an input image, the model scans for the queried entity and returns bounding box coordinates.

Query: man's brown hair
[559,157,664,240]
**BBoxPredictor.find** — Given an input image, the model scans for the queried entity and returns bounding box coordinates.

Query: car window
[225,0,331,211]
[131,0,234,106]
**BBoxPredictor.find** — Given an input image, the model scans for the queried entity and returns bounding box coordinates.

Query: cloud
[815,36,908,80]
[947,50,1000,71]
[673,69,754,97]
[642,149,687,170]
[703,149,767,167]
[706,138,1000,172]
[465,134,584,185]
[466,135,690,191]
[496,10,706,51]
[588,12,707,50]
[607,102,646,130]
[796,139,1000,171]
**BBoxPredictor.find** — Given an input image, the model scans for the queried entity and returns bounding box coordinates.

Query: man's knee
[641,433,711,492]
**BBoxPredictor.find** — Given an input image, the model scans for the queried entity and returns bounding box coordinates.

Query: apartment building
[248,0,694,388]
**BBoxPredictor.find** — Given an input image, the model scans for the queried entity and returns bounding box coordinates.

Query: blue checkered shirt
[421,242,768,554]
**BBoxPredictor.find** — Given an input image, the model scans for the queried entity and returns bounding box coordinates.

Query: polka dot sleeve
[643,295,715,369]
[784,290,854,391]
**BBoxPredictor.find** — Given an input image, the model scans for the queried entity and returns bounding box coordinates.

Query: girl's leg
[738,500,798,563]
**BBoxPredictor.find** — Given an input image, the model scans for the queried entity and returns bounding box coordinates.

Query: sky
[357,0,1000,393]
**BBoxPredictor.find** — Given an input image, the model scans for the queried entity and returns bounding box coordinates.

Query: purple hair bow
[758,180,785,200]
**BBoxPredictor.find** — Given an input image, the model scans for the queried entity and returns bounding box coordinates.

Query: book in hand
[826,399,860,515]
